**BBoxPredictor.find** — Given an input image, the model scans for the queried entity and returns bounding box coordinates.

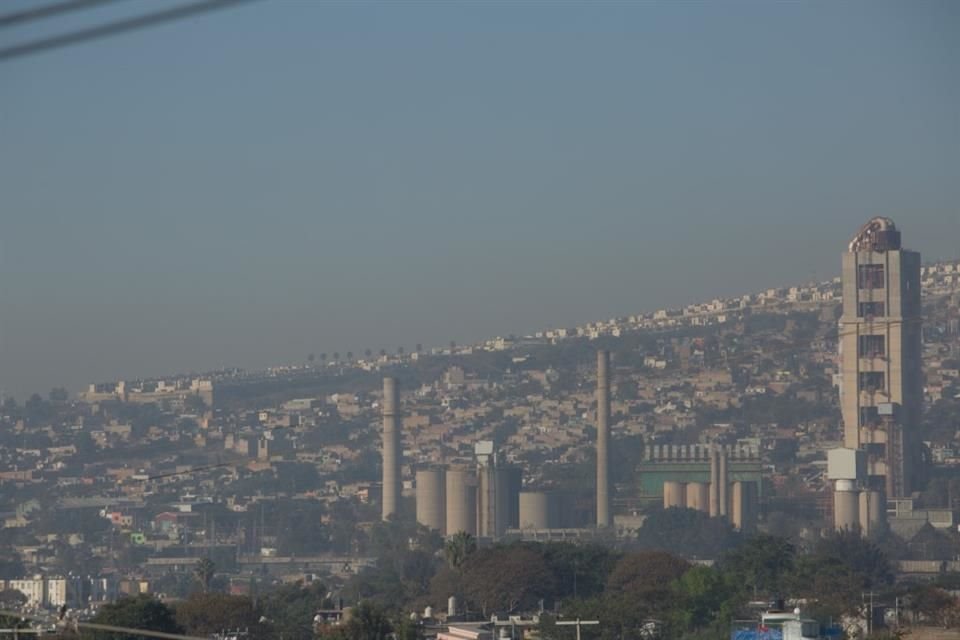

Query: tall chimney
[382,377,400,520]
[709,447,720,517]
[596,350,611,527]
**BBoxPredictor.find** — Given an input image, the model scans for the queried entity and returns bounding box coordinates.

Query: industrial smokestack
[596,350,611,527]
[382,377,400,521]
[709,447,720,517]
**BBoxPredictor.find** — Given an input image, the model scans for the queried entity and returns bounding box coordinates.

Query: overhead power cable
[0,0,256,61]
[0,609,208,640]
[0,0,125,29]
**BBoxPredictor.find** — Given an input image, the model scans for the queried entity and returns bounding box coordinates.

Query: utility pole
[557,619,599,640]
[861,592,877,636]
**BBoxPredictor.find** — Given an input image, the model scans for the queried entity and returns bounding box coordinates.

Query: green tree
[540,543,621,600]
[259,581,332,639]
[84,594,181,640]
[320,601,393,640]
[605,550,690,619]
[719,534,796,598]
[193,558,216,594]
[444,531,476,572]
[394,615,422,640]
[813,530,893,587]
[636,507,740,559]
[175,593,261,637]
[462,545,556,616]
[672,565,740,633]
[908,584,960,628]
[0,588,27,608]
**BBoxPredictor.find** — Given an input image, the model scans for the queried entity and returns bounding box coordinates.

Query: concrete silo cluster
[380,377,522,539]
[828,448,885,536]
[413,452,522,538]
[385,348,770,537]
[657,445,760,532]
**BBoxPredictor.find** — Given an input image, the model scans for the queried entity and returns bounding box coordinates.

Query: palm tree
[346,351,354,362]
[333,352,340,363]
[379,348,387,357]
[365,348,373,359]
[397,346,405,356]
[320,352,327,364]
[444,531,476,572]
[193,557,216,593]
[415,343,423,354]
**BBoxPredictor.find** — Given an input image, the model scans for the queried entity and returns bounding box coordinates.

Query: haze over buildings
[2,1,958,398]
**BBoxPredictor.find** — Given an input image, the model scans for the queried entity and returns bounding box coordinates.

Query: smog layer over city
[0,2,959,640]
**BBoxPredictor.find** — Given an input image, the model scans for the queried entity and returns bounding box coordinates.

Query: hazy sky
[1,1,958,398]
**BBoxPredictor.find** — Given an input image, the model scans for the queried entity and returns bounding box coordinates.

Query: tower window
[858,264,885,289]
[858,302,885,317]
[859,371,885,392]
[859,406,879,426]
[858,335,886,357]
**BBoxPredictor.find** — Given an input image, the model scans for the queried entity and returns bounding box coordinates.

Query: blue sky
[1,0,958,397]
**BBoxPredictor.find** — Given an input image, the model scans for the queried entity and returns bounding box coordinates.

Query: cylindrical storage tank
[834,480,860,532]
[686,482,710,513]
[731,481,758,532]
[858,490,870,537]
[416,468,445,534]
[447,596,457,617]
[858,489,884,538]
[505,467,523,529]
[494,467,513,537]
[445,467,477,536]
[663,481,686,509]
[519,491,552,529]
[868,490,884,533]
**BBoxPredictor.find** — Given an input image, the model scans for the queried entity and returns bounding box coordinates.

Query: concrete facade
[663,481,686,509]
[445,467,477,536]
[381,377,401,520]
[518,491,552,529]
[416,468,445,534]
[839,218,921,496]
[685,482,710,513]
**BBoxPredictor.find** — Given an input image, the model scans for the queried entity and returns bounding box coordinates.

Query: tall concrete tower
[596,350,611,527]
[839,218,921,496]
[381,377,401,520]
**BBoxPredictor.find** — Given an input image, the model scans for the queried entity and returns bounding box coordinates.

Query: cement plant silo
[686,482,710,513]
[494,467,516,537]
[518,491,552,529]
[445,467,477,536]
[663,481,686,509]
[416,468,446,534]
[834,480,860,532]
[731,481,758,533]
[859,489,884,537]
